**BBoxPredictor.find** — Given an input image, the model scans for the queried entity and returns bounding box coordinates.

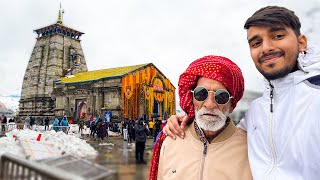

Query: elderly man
[150,55,252,180]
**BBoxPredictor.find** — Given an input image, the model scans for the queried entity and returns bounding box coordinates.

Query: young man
[162,6,320,180]
[150,55,252,180]
[240,6,320,179]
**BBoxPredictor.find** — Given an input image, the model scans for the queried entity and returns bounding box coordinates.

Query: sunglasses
[191,86,233,105]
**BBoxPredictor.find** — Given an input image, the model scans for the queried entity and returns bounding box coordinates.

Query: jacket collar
[189,118,236,143]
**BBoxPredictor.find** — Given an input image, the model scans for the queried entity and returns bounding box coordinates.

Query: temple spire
[57,3,64,24]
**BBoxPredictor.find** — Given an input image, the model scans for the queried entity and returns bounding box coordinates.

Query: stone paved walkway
[85,135,154,180]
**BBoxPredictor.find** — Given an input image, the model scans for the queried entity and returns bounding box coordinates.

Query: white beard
[195,107,229,131]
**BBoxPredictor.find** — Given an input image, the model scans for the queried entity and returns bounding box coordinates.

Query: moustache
[258,51,285,63]
[197,109,225,118]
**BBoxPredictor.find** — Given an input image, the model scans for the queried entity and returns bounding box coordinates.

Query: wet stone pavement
[84,135,154,180]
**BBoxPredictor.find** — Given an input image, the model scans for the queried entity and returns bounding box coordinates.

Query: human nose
[261,39,275,54]
[202,92,218,110]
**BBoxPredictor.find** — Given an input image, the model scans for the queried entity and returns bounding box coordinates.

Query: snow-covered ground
[0,128,98,160]
[0,123,123,161]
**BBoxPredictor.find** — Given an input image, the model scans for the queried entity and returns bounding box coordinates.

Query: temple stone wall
[19,32,88,122]
[52,78,122,121]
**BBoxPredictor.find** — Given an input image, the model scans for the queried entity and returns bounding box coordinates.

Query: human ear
[298,35,307,52]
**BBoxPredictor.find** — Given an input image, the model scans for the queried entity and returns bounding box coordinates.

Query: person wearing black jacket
[128,119,135,143]
[44,117,50,131]
[134,118,149,164]
[1,115,7,132]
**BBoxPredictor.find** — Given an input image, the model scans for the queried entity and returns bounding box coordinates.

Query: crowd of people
[117,117,167,164]
[1,113,167,142]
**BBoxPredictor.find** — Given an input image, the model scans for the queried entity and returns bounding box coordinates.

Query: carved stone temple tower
[19,7,88,121]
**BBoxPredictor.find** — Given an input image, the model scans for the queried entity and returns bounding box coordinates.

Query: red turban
[179,55,244,118]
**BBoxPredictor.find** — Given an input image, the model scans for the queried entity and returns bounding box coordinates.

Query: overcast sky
[0,0,319,108]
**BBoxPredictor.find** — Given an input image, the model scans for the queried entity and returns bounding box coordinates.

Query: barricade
[51,125,70,134]
[0,123,25,136]
[0,123,70,135]
[0,153,116,180]
[0,153,84,180]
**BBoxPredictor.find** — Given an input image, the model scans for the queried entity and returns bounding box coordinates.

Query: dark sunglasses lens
[215,90,230,104]
[194,87,208,101]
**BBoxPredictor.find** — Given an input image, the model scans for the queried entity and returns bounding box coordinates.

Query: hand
[163,115,192,140]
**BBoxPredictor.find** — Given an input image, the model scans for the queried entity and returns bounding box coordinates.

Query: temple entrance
[75,99,87,121]
[153,99,159,115]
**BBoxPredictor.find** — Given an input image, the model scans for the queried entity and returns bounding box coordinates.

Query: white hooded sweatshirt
[238,45,320,180]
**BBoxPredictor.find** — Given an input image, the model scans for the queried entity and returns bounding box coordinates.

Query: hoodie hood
[295,45,320,83]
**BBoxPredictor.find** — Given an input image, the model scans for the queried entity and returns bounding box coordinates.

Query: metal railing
[0,123,25,136]
[0,123,70,134]
[0,153,85,180]
[50,125,70,134]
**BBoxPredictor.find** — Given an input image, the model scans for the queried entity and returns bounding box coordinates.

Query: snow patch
[0,129,98,160]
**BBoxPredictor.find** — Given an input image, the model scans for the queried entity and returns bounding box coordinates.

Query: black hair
[244,6,301,36]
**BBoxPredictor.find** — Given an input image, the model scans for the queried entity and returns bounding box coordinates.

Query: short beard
[259,53,299,80]
[259,65,292,80]
[195,107,229,132]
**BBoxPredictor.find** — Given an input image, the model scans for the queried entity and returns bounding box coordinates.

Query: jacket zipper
[269,82,274,113]
[200,141,208,180]
[265,81,277,178]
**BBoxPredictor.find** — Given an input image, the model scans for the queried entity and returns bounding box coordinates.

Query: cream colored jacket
[158,121,252,180]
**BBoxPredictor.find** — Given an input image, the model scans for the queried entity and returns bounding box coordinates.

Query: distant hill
[0,96,19,113]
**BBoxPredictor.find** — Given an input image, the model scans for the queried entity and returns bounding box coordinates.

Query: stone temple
[19,8,175,123]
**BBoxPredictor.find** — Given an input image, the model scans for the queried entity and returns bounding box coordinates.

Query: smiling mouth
[261,55,282,64]
[259,51,284,64]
